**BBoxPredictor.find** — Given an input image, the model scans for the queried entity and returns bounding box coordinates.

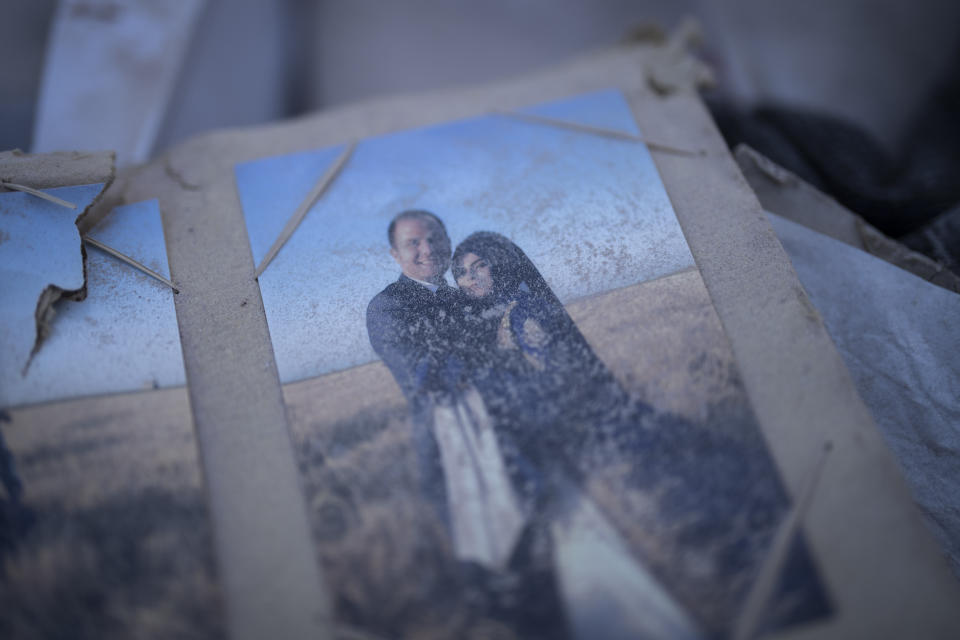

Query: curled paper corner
[0,151,115,376]
[734,145,798,187]
[642,17,716,95]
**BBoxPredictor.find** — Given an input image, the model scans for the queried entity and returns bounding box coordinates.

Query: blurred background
[3,0,960,264]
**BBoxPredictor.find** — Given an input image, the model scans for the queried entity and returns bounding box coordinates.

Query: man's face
[390,216,451,283]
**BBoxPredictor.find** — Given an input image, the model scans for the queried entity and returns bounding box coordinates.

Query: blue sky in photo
[1,183,97,388]
[235,89,695,383]
[1,198,185,406]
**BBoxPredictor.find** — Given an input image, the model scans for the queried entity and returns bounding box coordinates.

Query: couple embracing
[367,209,705,639]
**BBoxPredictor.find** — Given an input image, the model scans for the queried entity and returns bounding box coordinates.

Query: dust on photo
[236,90,832,639]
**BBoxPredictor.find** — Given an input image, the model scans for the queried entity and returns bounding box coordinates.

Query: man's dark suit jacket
[366,275,462,414]
[366,274,463,523]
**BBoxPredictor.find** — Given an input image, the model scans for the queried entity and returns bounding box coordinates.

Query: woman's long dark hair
[451,233,640,496]
[451,231,561,310]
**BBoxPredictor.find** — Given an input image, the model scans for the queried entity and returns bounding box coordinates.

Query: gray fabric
[769,212,960,577]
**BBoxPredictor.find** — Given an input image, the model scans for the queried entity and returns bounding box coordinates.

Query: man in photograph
[366,209,461,524]
[367,212,568,637]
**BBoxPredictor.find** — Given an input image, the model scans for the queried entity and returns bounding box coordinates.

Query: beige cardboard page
[0,150,114,192]
[9,44,959,640]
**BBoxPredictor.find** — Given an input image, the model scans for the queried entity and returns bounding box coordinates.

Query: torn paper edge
[22,181,113,374]
[1,154,116,375]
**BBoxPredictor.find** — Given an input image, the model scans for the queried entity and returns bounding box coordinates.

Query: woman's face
[455,252,494,298]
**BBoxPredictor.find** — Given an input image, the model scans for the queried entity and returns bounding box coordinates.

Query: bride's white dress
[431,386,526,571]
[432,386,704,639]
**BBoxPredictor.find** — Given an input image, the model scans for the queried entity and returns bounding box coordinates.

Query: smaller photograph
[1,192,208,639]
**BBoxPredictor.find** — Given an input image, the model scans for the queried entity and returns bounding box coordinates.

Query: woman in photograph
[450,232,833,637]
[450,231,707,640]
[451,231,637,476]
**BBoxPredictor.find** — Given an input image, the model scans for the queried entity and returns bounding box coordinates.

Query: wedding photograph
[5,4,959,638]
[235,90,832,639]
